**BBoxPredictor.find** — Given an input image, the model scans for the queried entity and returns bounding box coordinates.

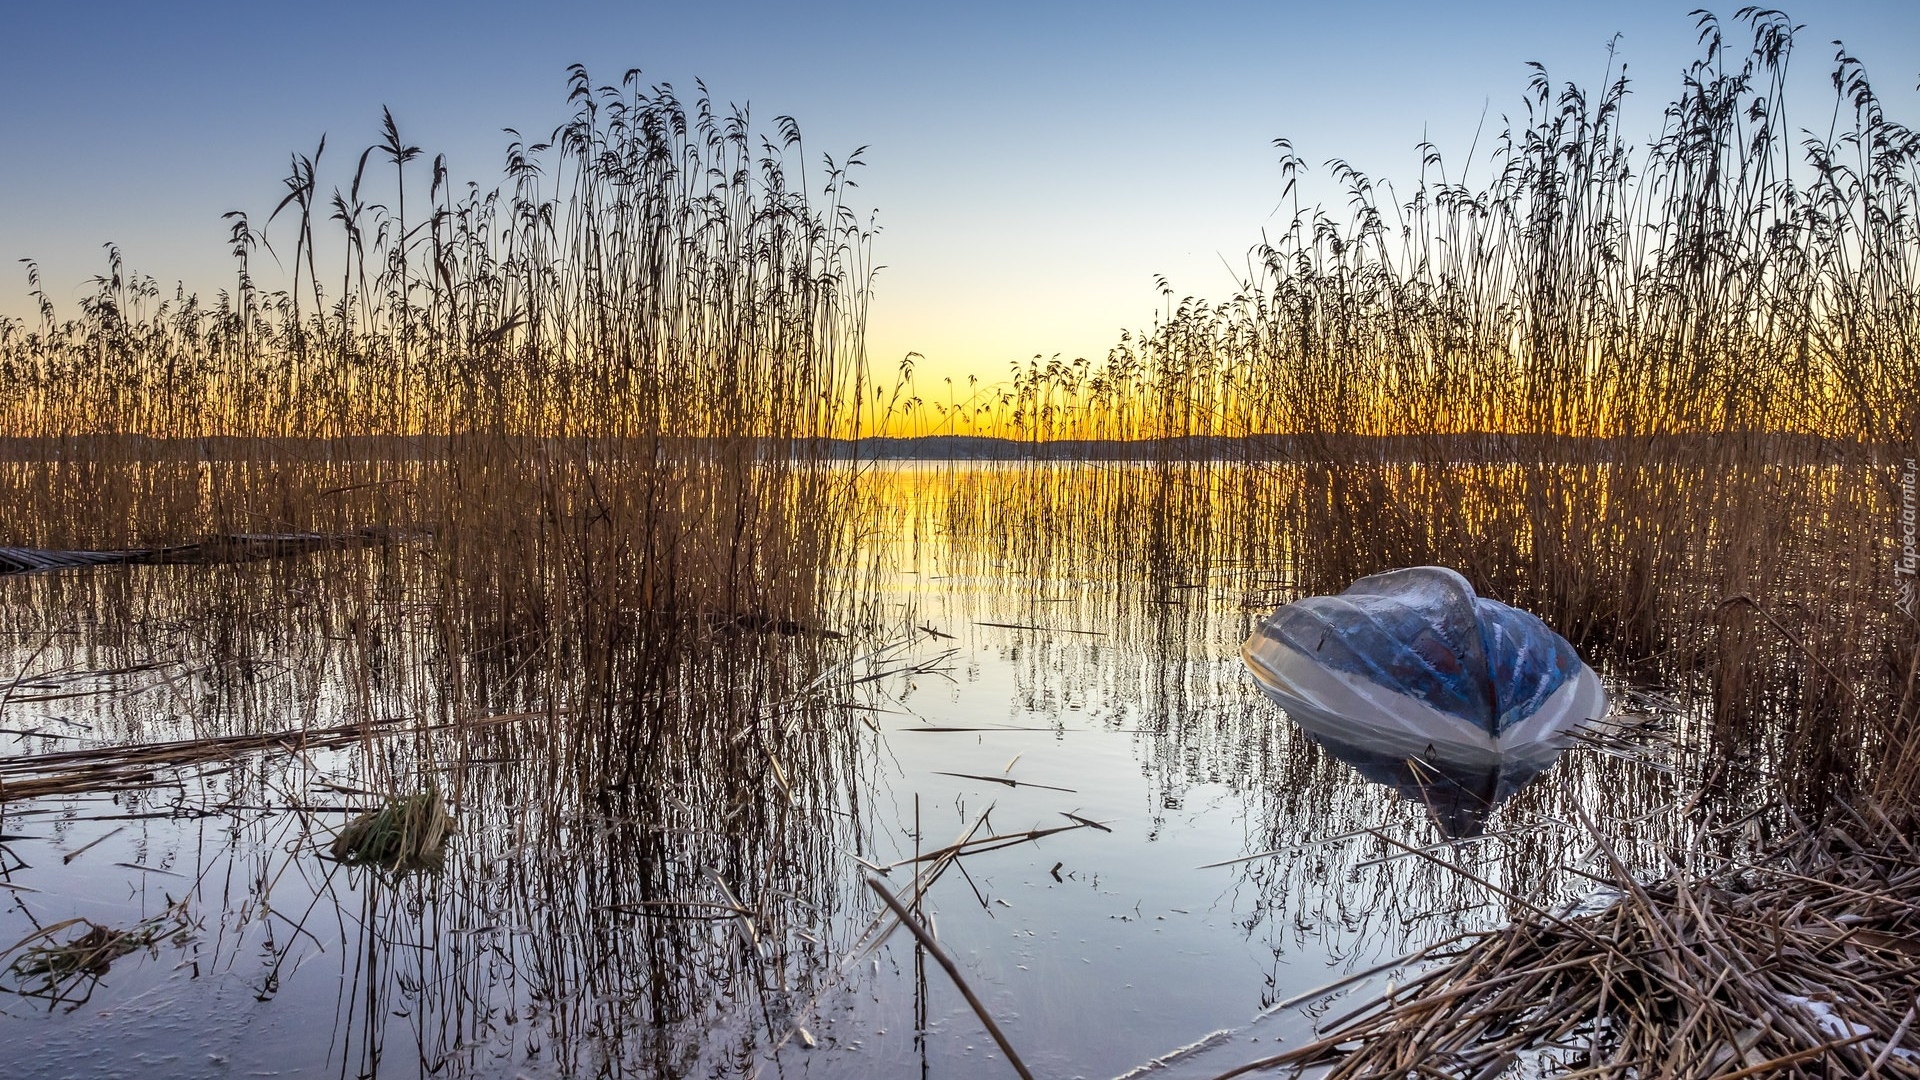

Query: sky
[2,0,1916,388]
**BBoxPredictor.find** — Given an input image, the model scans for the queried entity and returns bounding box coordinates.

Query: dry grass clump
[329,786,452,871]
[2,902,195,1008]
[1231,804,1920,1078]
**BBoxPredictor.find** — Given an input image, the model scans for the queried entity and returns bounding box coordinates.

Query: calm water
[0,464,1699,1079]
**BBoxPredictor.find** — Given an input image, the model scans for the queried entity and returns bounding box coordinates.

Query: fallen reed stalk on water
[0,709,544,803]
[865,874,1038,1080]
[2,901,195,1008]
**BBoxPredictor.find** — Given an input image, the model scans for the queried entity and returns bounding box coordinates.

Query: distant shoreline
[0,432,1894,465]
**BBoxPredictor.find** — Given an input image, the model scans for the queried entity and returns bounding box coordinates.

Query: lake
[0,462,1733,1079]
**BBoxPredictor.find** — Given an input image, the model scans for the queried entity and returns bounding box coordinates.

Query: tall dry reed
[0,68,884,836]
[938,11,1919,808]
[0,69,883,1072]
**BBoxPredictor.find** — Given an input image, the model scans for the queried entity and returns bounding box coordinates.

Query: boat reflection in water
[1302,732,1568,838]
[1244,566,1609,838]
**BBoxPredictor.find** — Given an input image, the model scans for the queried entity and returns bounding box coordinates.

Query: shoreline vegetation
[2,7,1918,1078]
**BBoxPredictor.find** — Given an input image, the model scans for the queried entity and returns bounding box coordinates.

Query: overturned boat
[1243,567,1607,769]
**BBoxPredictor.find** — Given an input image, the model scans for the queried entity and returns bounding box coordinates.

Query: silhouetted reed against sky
[2,17,1915,809]
[912,11,1918,811]
[1,65,879,726]
[7,21,1920,1073]
[1,69,886,1075]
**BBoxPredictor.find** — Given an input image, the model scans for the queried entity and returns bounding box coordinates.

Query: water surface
[0,463,1702,1078]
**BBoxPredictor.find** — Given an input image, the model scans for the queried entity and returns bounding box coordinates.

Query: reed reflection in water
[0,460,1824,1077]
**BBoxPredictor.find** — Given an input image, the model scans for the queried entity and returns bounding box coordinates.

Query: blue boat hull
[1242,567,1608,764]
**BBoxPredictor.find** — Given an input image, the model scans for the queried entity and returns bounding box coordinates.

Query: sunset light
[2,4,1917,1077]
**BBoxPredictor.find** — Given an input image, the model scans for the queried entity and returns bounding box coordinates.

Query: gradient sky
[3,1,1915,387]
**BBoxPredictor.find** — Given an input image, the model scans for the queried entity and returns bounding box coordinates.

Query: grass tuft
[329,785,453,871]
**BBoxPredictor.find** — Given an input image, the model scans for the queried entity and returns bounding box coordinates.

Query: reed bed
[0,67,876,744]
[922,10,1918,813]
[887,14,1920,1071]
[2,14,1916,1078]
[0,69,886,1069]
[0,550,876,1070]
[0,96,897,1000]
